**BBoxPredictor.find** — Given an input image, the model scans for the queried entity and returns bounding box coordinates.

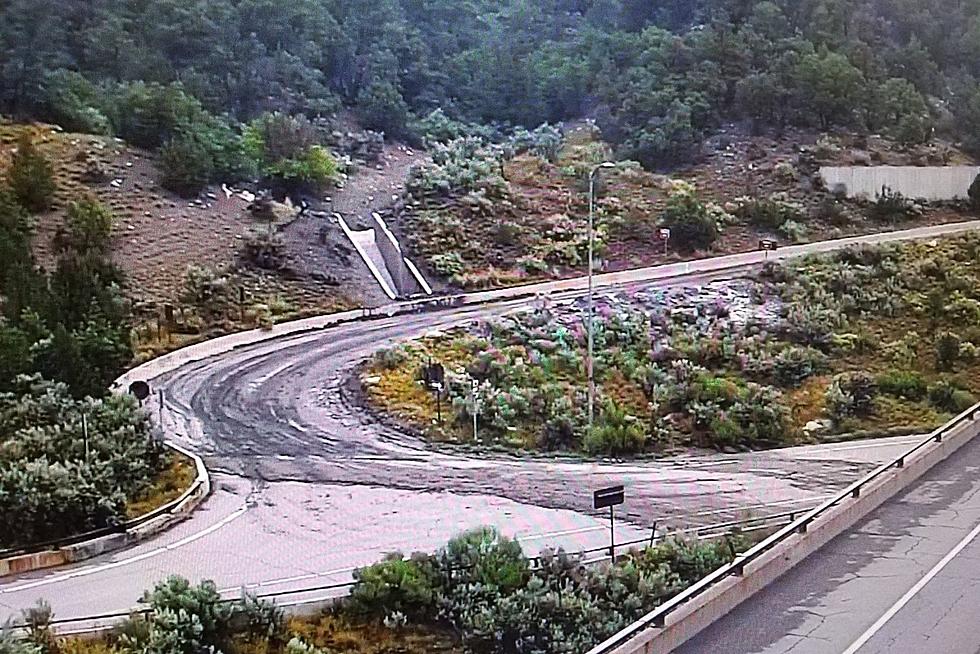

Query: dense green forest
[3,0,980,173]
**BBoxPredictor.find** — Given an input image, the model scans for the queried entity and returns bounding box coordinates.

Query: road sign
[759,238,778,251]
[658,228,671,241]
[595,485,625,560]
[423,362,445,388]
[129,380,151,402]
[594,485,625,510]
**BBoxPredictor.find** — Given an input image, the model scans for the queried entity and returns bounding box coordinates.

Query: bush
[244,114,337,190]
[771,346,828,387]
[869,186,916,223]
[410,108,496,145]
[827,371,877,419]
[349,553,441,622]
[0,377,165,548]
[969,174,980,211]
[876,370,927,400]
[356,80,409,137]
[373,346,408,370]
[732,194,804,230]
[265,146,337,188]
[242,229,287,270]
[160,133,215,196]
[7,134,56,213]
[935,331,961,370]
[53,199,113,255]
[109,82,203,149]
[583,399,648,455]
[507,124,564,162]
[928,380,977,413]
[661,182,721,251]
[41,69,111,135]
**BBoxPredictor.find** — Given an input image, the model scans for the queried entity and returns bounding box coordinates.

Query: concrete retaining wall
[605,416,980,654]
[820,166,980,201]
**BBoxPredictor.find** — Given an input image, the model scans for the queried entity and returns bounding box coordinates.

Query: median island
[361,235,980,456]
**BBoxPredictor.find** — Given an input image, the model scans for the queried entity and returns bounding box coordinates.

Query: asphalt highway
[3,221,980,630]
[676,407,980,654]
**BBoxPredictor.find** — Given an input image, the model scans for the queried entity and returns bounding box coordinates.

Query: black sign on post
[594,485,625,561]
[759,238,779,261]
[423,361,446,424]
[594,485,625,509]
[129,380,151,403]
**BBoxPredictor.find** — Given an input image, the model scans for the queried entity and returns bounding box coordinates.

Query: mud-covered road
[4,220,980,628]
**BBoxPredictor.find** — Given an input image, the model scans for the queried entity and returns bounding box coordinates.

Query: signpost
[658,228,671,255]
[594,485,625,560]
[759,238,778,260]
[422,361,446,424]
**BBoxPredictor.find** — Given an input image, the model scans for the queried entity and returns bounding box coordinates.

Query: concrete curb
[602,414,980,654]
[0,442,210,579]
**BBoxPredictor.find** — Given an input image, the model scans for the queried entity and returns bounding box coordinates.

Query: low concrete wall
[820,166,980,201]
[606,416,980,654]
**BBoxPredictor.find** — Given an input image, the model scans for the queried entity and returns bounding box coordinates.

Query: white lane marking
[217,566,359,595]
[809,437,923,454]
[840,519,980,654]
[0,505,249,594]
[519,525,605,541]
[659,496,835,522]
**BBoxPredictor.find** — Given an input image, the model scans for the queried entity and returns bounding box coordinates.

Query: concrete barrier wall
[606,417,980,654]
[820,166,980,201]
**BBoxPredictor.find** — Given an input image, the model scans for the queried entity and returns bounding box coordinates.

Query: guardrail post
[935,433,944,443]
[896,457,905,469]
[797,522,808,534]
[852,488,861,498]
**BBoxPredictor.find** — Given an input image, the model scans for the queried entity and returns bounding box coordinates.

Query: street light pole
[587,162,616,440]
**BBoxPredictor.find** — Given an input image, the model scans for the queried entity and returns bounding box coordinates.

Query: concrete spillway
[337,213,432,300]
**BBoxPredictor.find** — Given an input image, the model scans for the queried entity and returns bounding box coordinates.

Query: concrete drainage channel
[585,403,980,654]
[0,441,210,577]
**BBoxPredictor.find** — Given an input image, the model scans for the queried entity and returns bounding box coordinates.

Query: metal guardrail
[585,402,980,654]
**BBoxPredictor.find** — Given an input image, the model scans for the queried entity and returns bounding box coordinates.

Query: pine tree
[7,133,56,213]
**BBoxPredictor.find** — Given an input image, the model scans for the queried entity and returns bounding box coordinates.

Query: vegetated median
[6,526,754,654]
[360,233,980,457]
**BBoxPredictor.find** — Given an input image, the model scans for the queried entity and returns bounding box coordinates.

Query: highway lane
[675,408,980,654]
[4,221,980,627]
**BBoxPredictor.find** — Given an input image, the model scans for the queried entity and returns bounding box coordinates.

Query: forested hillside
[3,0,980,171]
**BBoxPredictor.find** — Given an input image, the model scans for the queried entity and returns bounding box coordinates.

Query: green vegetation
[0,376,165,548]
[0,139,183,549]
[6,134,56,213]
[243,114,338,192]
[1,1,976,169]
[14,527,749,654]
[366,235,980,456]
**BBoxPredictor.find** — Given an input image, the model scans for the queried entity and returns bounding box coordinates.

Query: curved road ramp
[586,402,980,654]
